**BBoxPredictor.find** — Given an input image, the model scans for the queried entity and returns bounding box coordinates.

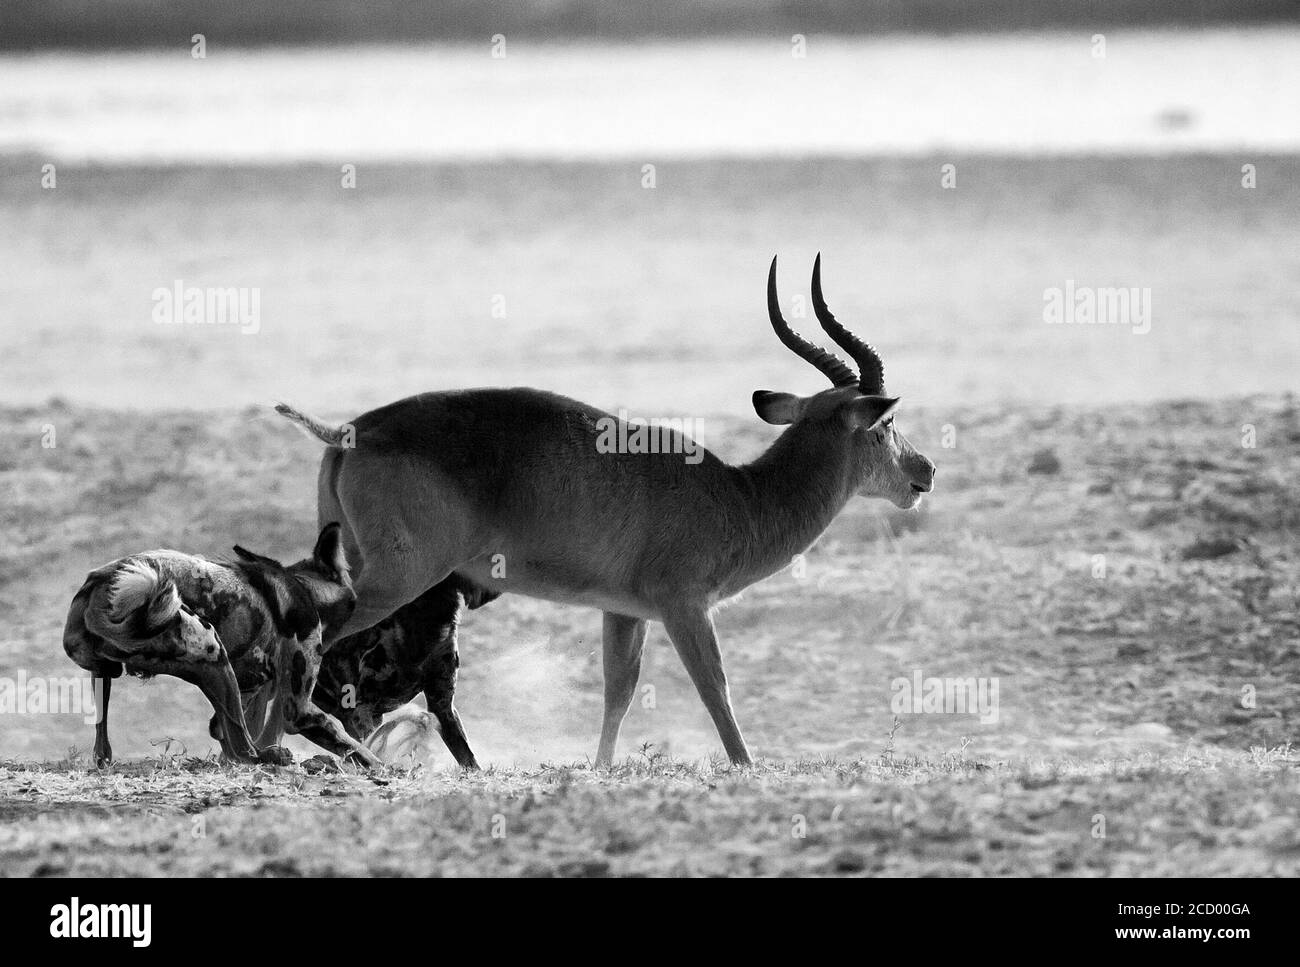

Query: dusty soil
[2,752,1297,877]
[1,394,1297,875]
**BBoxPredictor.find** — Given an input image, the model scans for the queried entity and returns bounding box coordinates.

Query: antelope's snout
[908,453,936,494]
[886,438,935,509]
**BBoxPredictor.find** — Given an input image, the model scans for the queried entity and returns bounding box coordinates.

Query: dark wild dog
[312,573,499,769]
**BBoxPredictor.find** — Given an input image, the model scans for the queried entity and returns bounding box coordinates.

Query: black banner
[0,877,1276,953]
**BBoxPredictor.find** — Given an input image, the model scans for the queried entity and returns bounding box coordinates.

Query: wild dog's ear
[312,522,349,581]
[232,545,282,568]
[844,395,900,431]
[752,390,804,425]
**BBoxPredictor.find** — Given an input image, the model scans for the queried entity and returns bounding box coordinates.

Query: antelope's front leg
[281,635,384,769]
[661,604,753,766]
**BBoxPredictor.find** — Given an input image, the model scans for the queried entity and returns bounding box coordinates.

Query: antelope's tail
[275,403,349,447]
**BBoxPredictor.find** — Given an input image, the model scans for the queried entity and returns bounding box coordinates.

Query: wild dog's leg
[208,712,224,746]
[193,660,287,764]
[93,672,113,767]
[399,581,478,770]
[595,612,648,768]
[236,642,288,752]
[64,590,120,767]
[660,605,752,766]
[343,705,380,742]
[242,683,281,749]
[279,632,384,768]
[288,703,383,766]
[311,661,374,741]
[206,686,270,753]
[136,655,280,764]
[424,646,478,770]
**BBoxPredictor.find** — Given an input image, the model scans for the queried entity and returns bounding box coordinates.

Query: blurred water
[1,29,1297,162]
[2,153,1296,417]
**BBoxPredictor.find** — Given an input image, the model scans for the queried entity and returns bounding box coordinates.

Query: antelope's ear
[752,390,804,425]
[844,395,900,431]
[232,545,281,567]
[312,522,349,580]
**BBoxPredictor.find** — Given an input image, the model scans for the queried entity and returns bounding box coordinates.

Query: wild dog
[312,573,499,769]
[276,256,936,767]
[63,523,382,768]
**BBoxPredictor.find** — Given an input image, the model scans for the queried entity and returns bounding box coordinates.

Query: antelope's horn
[767,256,858,388]
[811,253,886,395]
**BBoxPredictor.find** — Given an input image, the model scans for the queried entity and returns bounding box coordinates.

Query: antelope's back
[336,387,740,598]
[347,386,727,503]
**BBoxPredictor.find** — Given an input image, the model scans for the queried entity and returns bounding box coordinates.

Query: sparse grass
[2,749,1297,876]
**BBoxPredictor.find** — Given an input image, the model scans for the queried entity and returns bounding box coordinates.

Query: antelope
[276,255,935,766]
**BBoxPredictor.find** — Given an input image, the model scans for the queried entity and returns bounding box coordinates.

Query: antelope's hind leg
[324,452,477,643]
[595,612,648,768]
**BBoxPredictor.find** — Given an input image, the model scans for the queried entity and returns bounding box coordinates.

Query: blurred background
[0,2,1297,420]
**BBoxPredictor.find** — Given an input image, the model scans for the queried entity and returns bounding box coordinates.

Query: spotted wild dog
[310,573,500,769]
[63,523,382,768]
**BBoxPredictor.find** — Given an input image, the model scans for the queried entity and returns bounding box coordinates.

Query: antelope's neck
[727,425,857,588]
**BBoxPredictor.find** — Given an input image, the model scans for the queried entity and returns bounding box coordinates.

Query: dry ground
[2,753,1297,877]
[1,394,1297,875]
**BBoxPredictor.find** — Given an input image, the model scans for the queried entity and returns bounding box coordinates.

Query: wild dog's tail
[275,403,348,447]
[85,560,182,641]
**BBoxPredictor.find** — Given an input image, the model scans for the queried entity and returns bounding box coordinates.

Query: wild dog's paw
[257,745,294,766]
[301,754,340,774]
